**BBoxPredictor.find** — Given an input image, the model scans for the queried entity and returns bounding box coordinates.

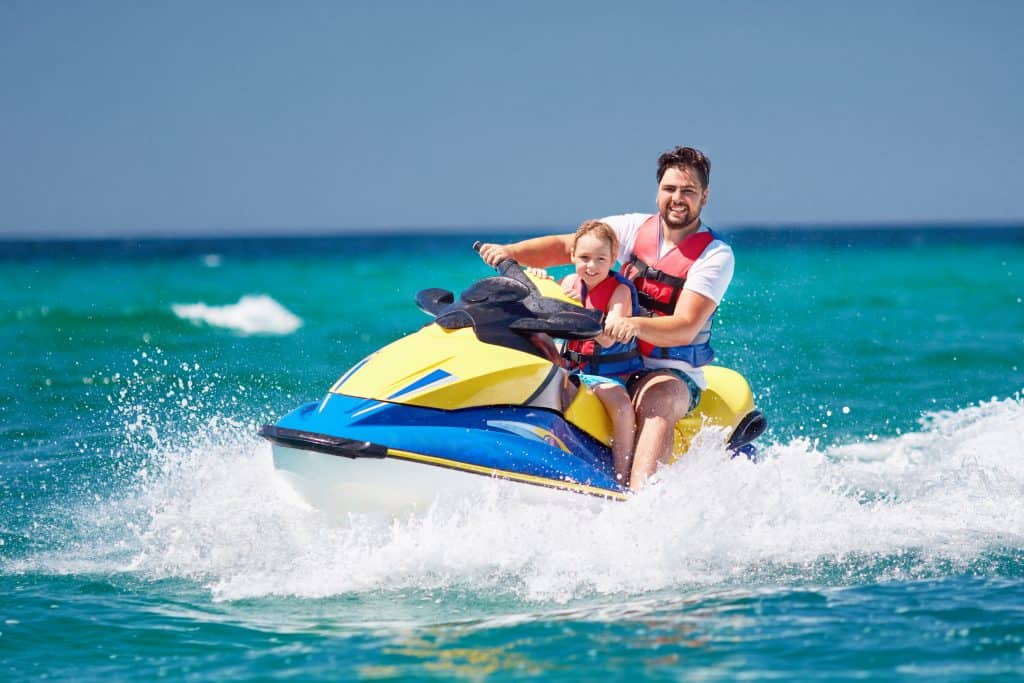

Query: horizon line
[1,219,1023,243]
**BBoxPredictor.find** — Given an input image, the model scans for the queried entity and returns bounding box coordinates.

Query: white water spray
[15,386,1024,603]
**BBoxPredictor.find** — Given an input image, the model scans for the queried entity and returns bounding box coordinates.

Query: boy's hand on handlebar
[477,243,512,267]
[560,278,581,302]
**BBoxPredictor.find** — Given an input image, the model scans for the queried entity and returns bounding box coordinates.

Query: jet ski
[260,252,766,515]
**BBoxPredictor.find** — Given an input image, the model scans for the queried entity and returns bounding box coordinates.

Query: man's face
[656,166,708,230]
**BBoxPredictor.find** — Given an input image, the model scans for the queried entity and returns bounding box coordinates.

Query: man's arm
[604,290,718,347]
[478,234,574,268]
[605,242,734,346]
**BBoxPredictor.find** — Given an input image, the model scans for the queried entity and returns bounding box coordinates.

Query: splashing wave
[12,376,1024,603]
[172,295,301,335]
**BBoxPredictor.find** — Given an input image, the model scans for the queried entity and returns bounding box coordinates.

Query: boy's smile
[572,232,614,289]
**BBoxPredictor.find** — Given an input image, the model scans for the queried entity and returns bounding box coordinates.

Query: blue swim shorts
[576,372,627,389]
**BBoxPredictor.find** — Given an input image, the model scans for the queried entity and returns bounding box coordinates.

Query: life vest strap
[643,341,715,367]
[564,347,641,371]
[636,291,675,316]
[626,254,687,289]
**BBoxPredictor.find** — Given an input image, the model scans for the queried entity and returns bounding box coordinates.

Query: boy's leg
[592,383,636,486]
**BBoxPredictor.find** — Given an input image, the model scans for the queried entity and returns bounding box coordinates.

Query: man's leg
[628,372,690,490]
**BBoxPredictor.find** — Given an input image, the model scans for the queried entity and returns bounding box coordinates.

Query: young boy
[550,221,643,487]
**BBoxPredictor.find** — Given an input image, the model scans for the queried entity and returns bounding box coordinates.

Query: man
[478,146,733,490]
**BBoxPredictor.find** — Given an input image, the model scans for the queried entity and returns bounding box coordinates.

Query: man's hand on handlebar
[604,311,640,343]
[477,243,513,267]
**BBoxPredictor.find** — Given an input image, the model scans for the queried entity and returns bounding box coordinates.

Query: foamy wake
[172,295,301,335]
[14,394,1024,603]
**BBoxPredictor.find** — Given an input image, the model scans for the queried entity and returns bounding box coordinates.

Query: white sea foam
[171,295,301,335]
[14,391,1024,603]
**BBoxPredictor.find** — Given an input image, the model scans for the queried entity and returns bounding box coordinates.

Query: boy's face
[572,233,614,288]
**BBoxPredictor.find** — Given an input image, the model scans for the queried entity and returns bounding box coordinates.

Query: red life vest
[563,272,643,376]
[620,215,717,364]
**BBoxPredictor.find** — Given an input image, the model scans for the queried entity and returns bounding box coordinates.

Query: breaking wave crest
[10,376,1024,604]
[172,295,302,335]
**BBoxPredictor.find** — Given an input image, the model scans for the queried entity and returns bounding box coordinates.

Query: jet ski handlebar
[472,241,540,296]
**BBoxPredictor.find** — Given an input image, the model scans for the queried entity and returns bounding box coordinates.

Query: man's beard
[663,206,700,230]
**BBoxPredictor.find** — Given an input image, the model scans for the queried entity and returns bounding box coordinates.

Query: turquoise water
[2,228,1023,680]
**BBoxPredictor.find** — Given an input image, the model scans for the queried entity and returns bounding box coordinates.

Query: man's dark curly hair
[656,146,711,188]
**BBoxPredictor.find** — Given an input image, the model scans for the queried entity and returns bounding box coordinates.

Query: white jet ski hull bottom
[271,443,620,517]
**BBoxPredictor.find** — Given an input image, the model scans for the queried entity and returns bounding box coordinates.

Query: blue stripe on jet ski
[387,368,453,400]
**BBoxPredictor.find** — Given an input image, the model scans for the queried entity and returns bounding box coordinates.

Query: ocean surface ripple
[2,230,1023,681]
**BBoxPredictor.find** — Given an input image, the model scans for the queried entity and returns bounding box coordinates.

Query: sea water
[1,228,1023,680]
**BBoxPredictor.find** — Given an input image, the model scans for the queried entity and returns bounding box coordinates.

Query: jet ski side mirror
[415,288,455,316]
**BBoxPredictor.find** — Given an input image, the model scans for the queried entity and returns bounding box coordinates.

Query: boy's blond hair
[572,220,619,258]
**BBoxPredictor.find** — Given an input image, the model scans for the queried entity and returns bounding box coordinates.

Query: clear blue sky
[2,0,1022,238]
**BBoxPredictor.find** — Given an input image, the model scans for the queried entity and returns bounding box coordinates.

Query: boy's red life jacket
[563,271,643,376]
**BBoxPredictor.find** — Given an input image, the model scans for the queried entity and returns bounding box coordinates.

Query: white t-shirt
[599,213,735,388]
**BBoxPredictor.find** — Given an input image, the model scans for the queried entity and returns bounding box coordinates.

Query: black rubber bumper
[727,410,767,451]
[259,425,388,459]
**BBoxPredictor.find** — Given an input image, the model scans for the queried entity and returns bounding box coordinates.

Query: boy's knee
[614,402,636,426]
